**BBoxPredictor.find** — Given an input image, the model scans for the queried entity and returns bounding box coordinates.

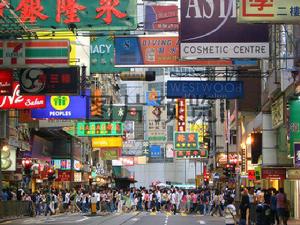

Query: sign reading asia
[174,132,199,151]
[0,82,46,110]
[31,95,89,119]
[7,0,137,31]
[180,0,269,59]
[77,122,124,137]
[167,81,244,99]
[18,67,79,95]
[0,69,13,96]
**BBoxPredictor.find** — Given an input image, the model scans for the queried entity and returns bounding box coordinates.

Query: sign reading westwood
[7,0,137,30]
[238,0,300,23]
[167,81,244,99]
[180,0,269,59]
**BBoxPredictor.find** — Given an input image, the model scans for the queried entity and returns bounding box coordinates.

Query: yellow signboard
[92,137,123,148]
[238,0,300,23]
[190,124,208,143]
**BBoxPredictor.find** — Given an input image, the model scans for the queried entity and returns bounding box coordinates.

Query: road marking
[199,220,206,224]
[181,212,187,216]
[76,216,88,222]
[150,212,157,216]
[132,218,139,221]
[164,215,168,225]
[1,222,12,224]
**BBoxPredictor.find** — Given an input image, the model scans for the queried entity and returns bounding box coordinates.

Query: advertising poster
[100,148,121,160]
[0,69,13,96]
[147,106,167,142]
[146,89,161,106]
[180,0,269,59]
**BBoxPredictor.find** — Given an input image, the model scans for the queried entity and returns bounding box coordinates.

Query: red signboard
[248,170,256,180]
[262,168,286,180]
[176,98,186,131]
[0,82,46,109]
[0,69,13,96]
[56,170,71,182]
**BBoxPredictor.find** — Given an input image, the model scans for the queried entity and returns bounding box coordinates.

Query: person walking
[239,188,250,225]
[256,192,272,225]
[211,190,223,217]
[248,187,257,225]
[224,197,237,225]
[276,188,289,225]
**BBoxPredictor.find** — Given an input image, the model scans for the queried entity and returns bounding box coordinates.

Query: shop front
[261,168,286,190]
[287,169,300,219]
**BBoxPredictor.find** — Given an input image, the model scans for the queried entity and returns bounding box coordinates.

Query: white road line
[199,220,206,224]
[76,216,89,222]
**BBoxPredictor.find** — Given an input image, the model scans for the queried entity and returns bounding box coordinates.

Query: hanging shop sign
[144,4,178,31]
[114,36,232,67]
[50,159,71,170]
[1,146,16,171]
[77,122,124,137]
[56,170,71,182]
[0,40,69,68]
[248,170,256,180]
[176,150,207,159]
[176,99,187,132]
[180,0,269,59]
[146,89,161,106]
[271,96,284,129]
[174,132,199,151]
[0,69,13,96]
[100,148,121,160]
[90,36,129,73]
[19,67,79,95]
[147,106,167,142]
[262,168,286,180]
[31,94,89,119]
[120,71,155,81]
[190,123,208,143]
[237,0,300,23]
[0,82,46,110]
[150,145,161,158]
[73,172,82,182]
[7,0,137,31]
[73,160,82,171]
[289,100,300,156]
[255,166,262,180]
[167,81,244,99]
[92,137,123,148]
[294,143,300,168]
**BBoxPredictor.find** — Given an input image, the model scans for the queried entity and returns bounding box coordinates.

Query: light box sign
[167,81,244,99]
[144,4,179,31]
[180,0,269,59]
[92,137,123,148]
[150,145,161,158]
[51,159,71,170]
[176,99,187,132]
[8,0,137,31]
[176,150,207,159]
[115,36,232,67]
[238,0,300,23]
[31,95,89,119]
[0,40,70,68]
[0,69,13,96]
[295,143,300,168]
[100,148,121,160]
[19,67,79,95]
[0,82,46,110]
[174,132,199,151]
[77,122,124,137]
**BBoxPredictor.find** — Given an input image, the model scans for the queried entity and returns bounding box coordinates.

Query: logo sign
[167,81,244,99]
[180,0,269,59]
[77,122,124,137]
[144,4,179,31]
[146,89,161,106]
[0,40,69,68]
[31,94,89,119]
[150,145,161,158]
[0,82,46,110]
[100,148,121,160]
[92,137,123,148]
[176,150,207,159]
[176,99,187,132]
[115,36,232,67]
[295,143,300,168]
[0,69,13,96]
[51,159,71,170]
[90,36,129,73]
[8,0,137,31]
[174,132,199,151]
[19,67,79,95]
[238,0,300,23]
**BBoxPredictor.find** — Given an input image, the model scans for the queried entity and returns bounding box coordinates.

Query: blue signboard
[146,90,161,106]
[31,94,89,119]
[150,145,161,158]
[167,81,244,99]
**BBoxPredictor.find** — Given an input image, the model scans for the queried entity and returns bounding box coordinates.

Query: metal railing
[0,201,34,219]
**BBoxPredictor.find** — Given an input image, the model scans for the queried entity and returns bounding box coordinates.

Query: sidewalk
[288,219,300,225]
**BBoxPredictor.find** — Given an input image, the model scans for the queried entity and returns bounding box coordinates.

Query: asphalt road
[0,212,225,225]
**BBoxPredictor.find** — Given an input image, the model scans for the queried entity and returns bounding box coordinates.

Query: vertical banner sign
[8,0,137,31]
[0,69,13,96]
[295,143,300,168]
[238,0,300,23]
[176,99,187,132]
[147,106,167,142]
[144,4,179,31]
[0,40,70,68]
[90,36,129,73]
[180,0,269,59]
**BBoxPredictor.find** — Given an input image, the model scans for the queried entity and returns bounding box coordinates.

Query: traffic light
[223,164,231,178]
[47,168,56,181]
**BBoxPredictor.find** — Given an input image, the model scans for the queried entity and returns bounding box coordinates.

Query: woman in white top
[224,197,237,225]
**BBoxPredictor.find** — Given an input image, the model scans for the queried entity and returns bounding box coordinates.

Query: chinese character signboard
[8,0,137,31]
[115,36,232,67]
[238,0,300,23]
[174,132,199,151]
[167,81,244,99]
[100,148,121,160]
[90,36,129,73]
[147,106,167,142]
[31,94,89,119]
[0,69,13,96]
[56,170,71,182]
[295,143,300,168]
[0,40,70,68]
[262,168,286,180]
[144,4,178,31]
[180,0,269,59]
[19,67,79,95]
[176,99,187,132]
[92,137,123,148]
[176,150,207,159]
[248,170,256,180]
[76,122,124,137]
[0,82,46,110]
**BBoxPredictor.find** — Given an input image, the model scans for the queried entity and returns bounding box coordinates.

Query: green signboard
[174,132,199,151]
[289,100,300,156]
[77,122,124,136]
[90,36,129,73]
[8,0,137,31]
